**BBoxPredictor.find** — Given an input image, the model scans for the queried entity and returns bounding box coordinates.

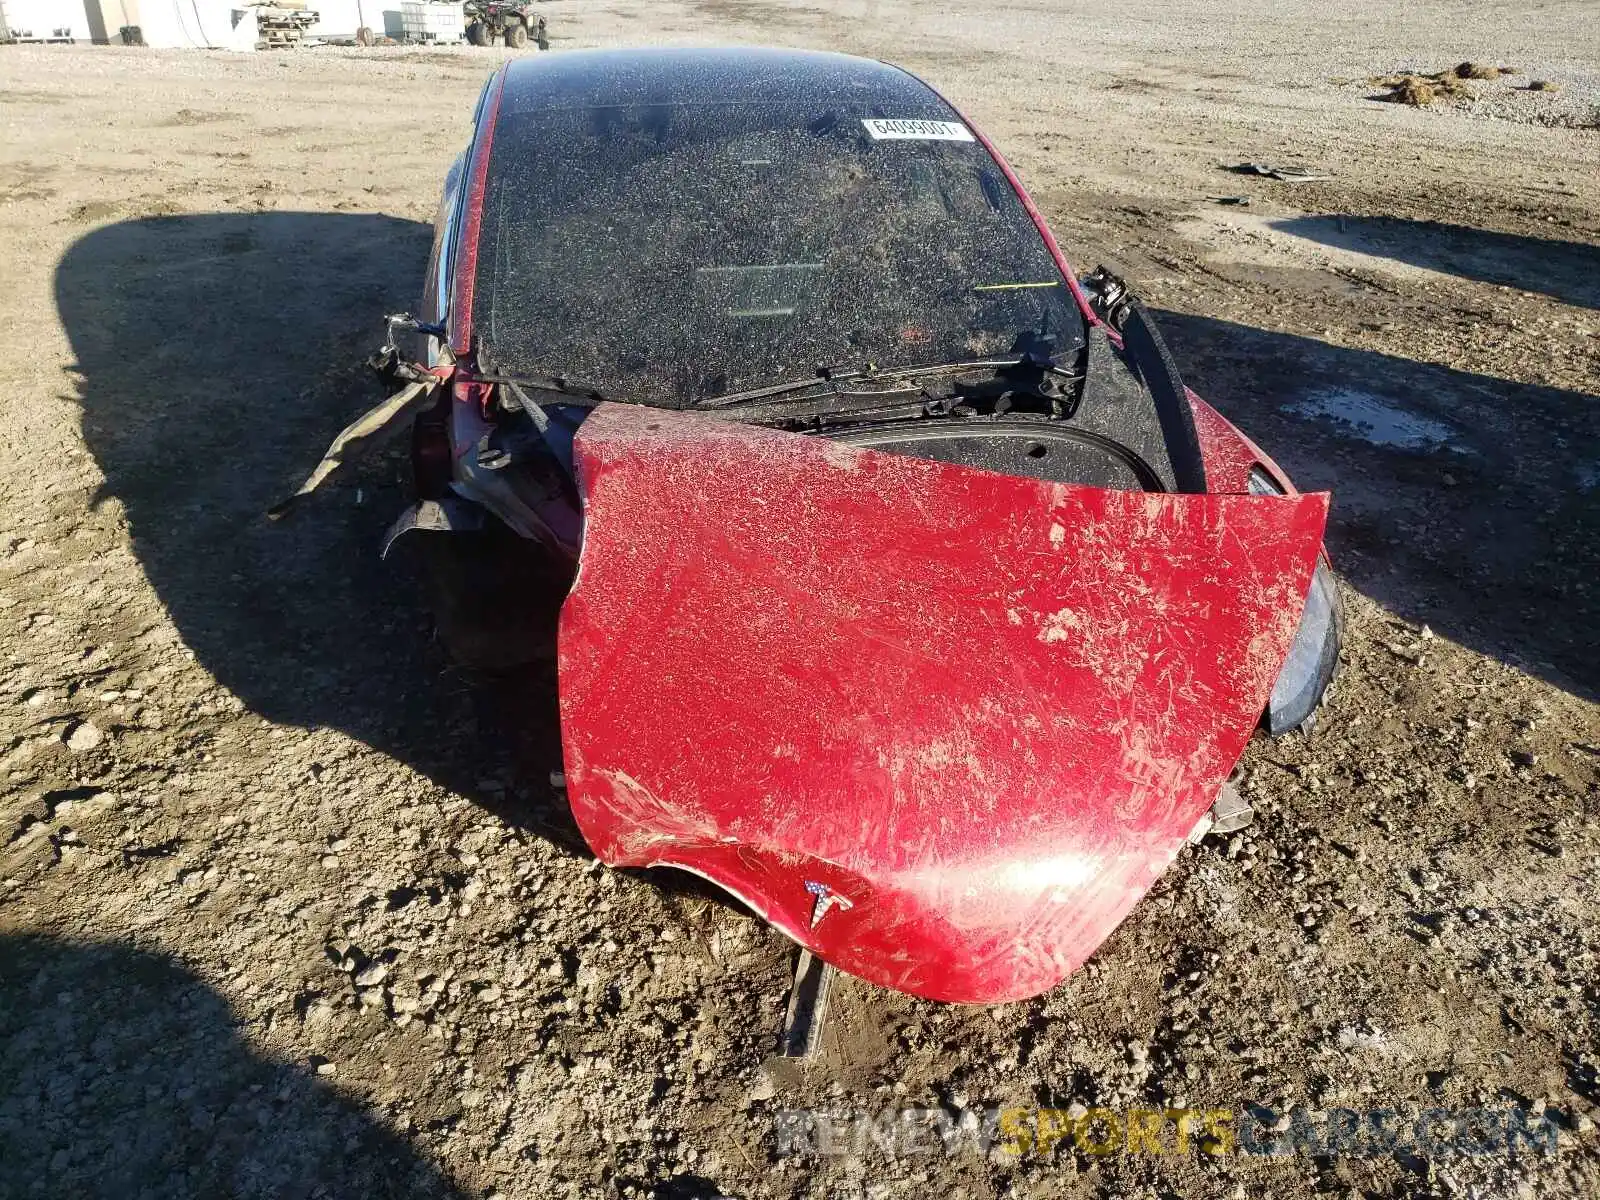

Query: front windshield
[475,97,1085,407]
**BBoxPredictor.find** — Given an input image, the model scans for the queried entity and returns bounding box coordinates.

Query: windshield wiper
[473,353,1080,420]
[693,370,859,410]
[696,357,1053,410]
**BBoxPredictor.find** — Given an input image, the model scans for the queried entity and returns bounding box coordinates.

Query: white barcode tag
[861,118,975,142]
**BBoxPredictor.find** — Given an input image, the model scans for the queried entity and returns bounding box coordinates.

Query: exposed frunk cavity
[826,312,1205,494]
[831,420,1163,491]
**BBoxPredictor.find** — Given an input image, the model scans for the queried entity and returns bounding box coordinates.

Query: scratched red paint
[1190,392,1298,496]
[557,404,1329,1003]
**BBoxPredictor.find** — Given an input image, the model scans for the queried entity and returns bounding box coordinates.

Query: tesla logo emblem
[806,880,853,928]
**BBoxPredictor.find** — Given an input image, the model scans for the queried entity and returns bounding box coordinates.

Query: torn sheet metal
[557,404,1328,1003]
[379,496,487,560]
[1229,162,1334,183]
[779,950,836,1058]
[267,378,440,519]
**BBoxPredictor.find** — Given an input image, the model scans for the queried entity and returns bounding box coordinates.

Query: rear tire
[466,21,490,46]
[535,20,548,49]
[504,20,528,48]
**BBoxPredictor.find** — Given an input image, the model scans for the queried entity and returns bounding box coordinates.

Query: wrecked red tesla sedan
[302,48,1341,1005]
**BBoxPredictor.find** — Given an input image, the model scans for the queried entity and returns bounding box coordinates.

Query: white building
[2,0,414,49]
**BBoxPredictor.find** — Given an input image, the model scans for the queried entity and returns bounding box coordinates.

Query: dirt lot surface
[2,2,1598,1198]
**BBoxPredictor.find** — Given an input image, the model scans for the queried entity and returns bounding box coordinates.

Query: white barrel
[400,0,464,40]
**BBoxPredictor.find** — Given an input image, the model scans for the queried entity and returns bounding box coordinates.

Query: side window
[470,74,494,127]
[420,152,466,364]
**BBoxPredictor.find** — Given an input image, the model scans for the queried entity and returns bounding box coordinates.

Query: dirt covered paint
[557,405,1328,1002]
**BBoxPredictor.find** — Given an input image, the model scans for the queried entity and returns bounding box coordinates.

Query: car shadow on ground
[55,214,1596,848]
[1158,309,1599,698]
[1267,215,1600,310]
[55,212,585,854]
[0,932,465,1198]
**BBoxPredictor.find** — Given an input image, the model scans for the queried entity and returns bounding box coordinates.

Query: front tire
[535,19,548,49]
[466,21,490,46]
[504,20,528,48]
[416,520,567,673]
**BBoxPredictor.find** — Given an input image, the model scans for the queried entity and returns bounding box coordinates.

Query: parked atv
[464,0,548,49]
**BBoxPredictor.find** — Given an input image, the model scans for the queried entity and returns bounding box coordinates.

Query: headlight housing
[1248,467,1342,735]
[1247,464,1288,497]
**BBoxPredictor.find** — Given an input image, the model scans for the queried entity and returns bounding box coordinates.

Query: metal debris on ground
[1230,163,1335,182]
[779,950,836,1058]
[1209,781,1256,835]
[1187,780,1255,843]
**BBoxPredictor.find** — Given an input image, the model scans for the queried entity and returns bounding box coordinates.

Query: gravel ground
[1,2,1598,1198]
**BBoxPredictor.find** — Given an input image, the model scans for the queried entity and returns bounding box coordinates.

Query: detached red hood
[557,404,1328,1003]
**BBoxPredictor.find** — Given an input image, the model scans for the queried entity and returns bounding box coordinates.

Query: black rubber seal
[1119,301,1209,494]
